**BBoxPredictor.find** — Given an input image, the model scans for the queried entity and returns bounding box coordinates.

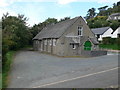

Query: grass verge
[99,44,120,50]
[2,51,16,88]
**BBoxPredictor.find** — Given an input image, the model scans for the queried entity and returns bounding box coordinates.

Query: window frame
[72,44,76,49]
[78,26,83,36]
[44,39,47,45]
[53,39,57,46]
[49,39,52,46]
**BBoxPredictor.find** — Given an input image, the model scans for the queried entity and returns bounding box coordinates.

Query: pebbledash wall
[33,16,107,57]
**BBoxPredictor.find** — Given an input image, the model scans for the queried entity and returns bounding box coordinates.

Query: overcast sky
[0,0,119,26]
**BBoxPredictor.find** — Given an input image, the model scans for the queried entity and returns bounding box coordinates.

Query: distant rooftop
[91,27,110,35]
[110,13,120,16]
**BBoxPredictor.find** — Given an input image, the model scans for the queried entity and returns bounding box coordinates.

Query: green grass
[0,74,2,89]
[99,44,120,50]
[2,51,16,88]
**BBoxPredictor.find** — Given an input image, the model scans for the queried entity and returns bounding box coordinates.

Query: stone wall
[81,50,107,57]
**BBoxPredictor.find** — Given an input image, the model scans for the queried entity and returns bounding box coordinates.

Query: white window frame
[114,17,117,20]
[44,39,47,45]
[78,26,83,36]
[72,44,76,49]
[53,39,57,46]
[49,39,52,46]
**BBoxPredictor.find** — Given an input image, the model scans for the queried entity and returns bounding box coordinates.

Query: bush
[102,37,111,44]
[101,37,120,50]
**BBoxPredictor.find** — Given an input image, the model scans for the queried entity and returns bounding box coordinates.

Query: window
[72,44,76,49]
[118,16,120,19]
[44,39,47,45]
[49,39,52,46]
[114,17,117,20]
[53,39,57,46]
[78,26,83,36]
[36,41,39,44]
[97,35,100,39]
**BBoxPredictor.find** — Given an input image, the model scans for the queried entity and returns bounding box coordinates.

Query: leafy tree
[2,13,32,65]
[44,18,58,25]
[59,17,70,22]
[110,20,120,30]
[86,8,96,19]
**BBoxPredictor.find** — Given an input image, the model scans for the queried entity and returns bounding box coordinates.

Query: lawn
[99,44,119,50]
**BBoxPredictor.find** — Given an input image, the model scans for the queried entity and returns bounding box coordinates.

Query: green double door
[84,41,92,50]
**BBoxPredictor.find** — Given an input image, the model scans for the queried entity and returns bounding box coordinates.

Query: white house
[91,27,113,41]
[112,27,120,38]
[107,13,120,20]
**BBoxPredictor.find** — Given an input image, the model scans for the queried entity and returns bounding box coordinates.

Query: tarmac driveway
[8,50,118,88]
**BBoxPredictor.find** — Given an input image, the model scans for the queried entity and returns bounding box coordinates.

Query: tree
[110,20,120,31]
[2,13,31,51]
[2,13,32,66]
[86,8,96,19]
[59,17,70,22]
[98,6,109,16]
[44,18,58,25]
[98,6,108,11]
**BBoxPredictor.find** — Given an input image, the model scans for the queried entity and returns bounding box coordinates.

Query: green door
[84,41,92,50]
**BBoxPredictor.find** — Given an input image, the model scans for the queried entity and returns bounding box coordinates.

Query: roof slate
[33,16,80,40]
[91,27,110,35]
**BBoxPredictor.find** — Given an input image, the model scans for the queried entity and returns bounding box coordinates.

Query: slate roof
[91,27,110,35]
[33,16,80,40]
[90,38,99,45]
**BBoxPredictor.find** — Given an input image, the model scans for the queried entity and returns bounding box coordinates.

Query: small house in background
[91,27,113,41]
[33,16,107,57]
[107,13,120,20]
[112,27,120,38]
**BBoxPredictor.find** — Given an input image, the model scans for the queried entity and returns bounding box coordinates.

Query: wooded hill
[86,1,120,30]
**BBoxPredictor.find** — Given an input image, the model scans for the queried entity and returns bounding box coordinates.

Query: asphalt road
[8,50,118,88]
[34,68,118,88]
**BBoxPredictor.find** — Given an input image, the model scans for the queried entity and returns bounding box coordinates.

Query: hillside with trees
[85,1,120,30]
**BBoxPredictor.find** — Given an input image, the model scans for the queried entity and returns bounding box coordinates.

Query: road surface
[8,50,119,88]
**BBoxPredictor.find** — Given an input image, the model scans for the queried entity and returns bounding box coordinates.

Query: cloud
[0,0,120,7]
[57,0,120,5]
[0,0,16,7]
[57,0,78,5]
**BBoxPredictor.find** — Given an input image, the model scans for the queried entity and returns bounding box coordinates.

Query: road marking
[33,67,119,88]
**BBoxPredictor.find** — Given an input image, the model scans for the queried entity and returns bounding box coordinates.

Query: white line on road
[33,67,119,88]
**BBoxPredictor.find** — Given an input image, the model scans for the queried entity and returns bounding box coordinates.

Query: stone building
[33,16,107,57]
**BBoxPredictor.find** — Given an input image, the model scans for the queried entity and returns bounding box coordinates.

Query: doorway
[84,41,92,50]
